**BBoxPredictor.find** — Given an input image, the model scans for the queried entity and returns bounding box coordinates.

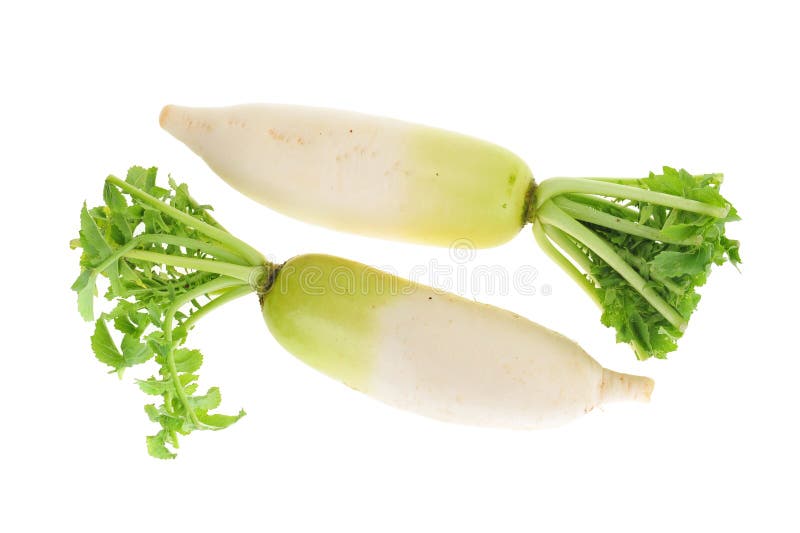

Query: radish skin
[263,254,654,428]
[160,104,533,247]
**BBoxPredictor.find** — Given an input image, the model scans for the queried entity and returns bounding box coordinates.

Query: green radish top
[529,168,740,360]
[72,167,273,458]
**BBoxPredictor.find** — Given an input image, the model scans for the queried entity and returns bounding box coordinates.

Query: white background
[2,1,797,531]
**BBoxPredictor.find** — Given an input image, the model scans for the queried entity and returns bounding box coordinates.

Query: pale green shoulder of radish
[72,167,652,458]
[162,104,741,360]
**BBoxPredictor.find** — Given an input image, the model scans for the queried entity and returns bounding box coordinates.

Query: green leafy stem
[530,167,740,360]
[72,167,274,458]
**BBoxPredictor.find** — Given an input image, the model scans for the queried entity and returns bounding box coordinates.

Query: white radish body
[370,283,649,427]
[263,254,653,428]
[161,104,533,247]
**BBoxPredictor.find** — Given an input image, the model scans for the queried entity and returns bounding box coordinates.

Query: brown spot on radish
[267,128,288,142]
[184,119,212,132]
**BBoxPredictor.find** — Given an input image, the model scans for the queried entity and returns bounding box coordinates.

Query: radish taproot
[161,104,741,360]
[72,167,653,459]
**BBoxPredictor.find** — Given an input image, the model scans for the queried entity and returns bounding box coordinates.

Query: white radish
[265,254,654,428]
[160,104,533,247]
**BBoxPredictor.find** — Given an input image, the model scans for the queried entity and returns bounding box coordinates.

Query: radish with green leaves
[161,104,740,360]
[73,167,653,459]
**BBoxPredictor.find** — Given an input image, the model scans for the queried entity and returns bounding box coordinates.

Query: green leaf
[144,404,161,422]
[72,269,97,321]
[125,166,157,192]
[188,387,222,410]
[111,212,133,243]
[179,373,199,386]
[146,431,177,460]
[690,187,727,207]
[160,412,188,433]
[112,314,137,335]
[147,337,169,359]
[145,403,186,432]
[78,202,126,297]
[103,180,128,211]
[105,262,125,301]
[647,166,684,195]
[121,334,154,365]
[79,204,112,262]
[196,409,246,429]
[137,379,172,396]
[106,301,151,337]
[119,261,146,288]
[90,320,124,369]
[651,247,711,278]
[173,348,203,373]
[660,223,702,241]
[724,237,741,266]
